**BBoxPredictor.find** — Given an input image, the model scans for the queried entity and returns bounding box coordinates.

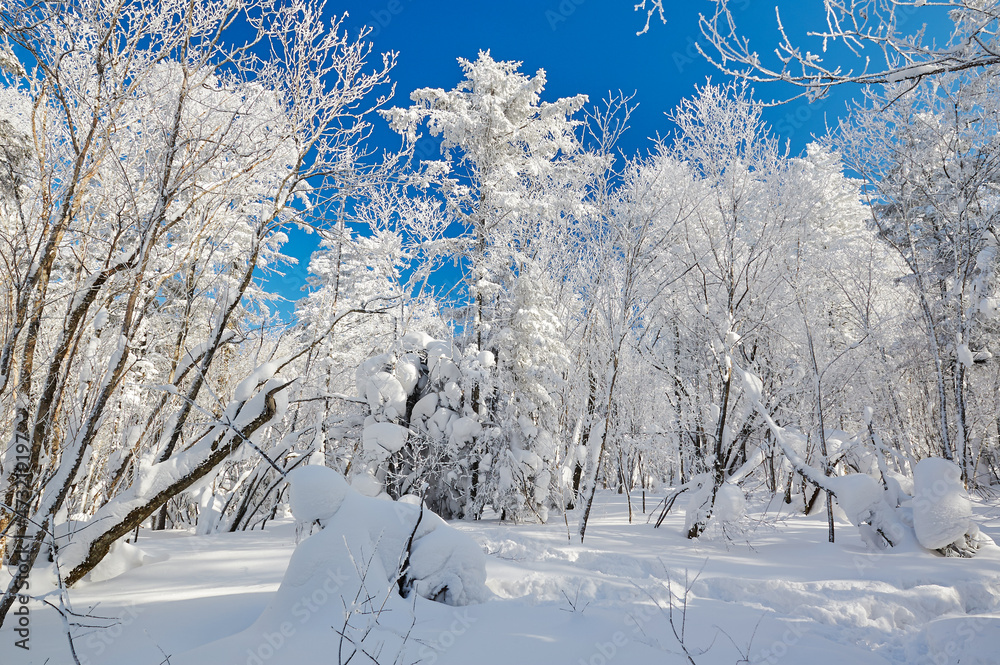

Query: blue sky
[350,0,858,154]
[269,0,893,316]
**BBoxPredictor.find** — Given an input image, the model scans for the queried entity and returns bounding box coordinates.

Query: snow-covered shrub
[355,304,569,524]
[745,368,987,556]
[175,465,488,664]
[810,458,985,557]
[285,465,489,605]
[354,332,491,519]
[910,458,981,556]
[683,474,747,538]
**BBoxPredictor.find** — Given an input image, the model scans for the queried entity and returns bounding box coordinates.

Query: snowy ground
[4,491,1000,665]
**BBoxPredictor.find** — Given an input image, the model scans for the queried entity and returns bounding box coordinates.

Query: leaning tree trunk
[0,379,288,626]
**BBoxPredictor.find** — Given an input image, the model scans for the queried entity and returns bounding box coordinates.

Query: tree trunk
[687,356,731,539]
[0,381,286,627]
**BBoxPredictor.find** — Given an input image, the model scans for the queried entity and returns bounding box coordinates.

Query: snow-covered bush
[286,465,488,605]
[682,475,747,538]
[174,465,488,664]
[354,332,491,519]
[355,313,569,524]
[910,458,981,556]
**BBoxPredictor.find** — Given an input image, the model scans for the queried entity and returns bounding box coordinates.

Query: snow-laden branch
[59,373,290,585]
[690,0,1000,99]
[740,366,905,544]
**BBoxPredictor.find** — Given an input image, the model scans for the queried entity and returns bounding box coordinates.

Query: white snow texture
[175,465,489,664]
[911,457,975,550]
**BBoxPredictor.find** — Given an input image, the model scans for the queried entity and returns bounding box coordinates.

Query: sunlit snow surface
[3,491,1000,664]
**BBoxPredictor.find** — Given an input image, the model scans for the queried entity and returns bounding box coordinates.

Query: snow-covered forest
[1,1,999,663]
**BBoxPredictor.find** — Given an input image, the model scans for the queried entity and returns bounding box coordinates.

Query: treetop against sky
[269,0,877,312]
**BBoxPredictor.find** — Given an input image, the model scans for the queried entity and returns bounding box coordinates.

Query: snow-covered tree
[620,83,897,541]
[480,265,570,522]
[0,0,394,623]
[383,51,599,521]
[694,0,1000,98]
[834,70,1000,480]
[383,51,595,349]
[650,82,801,538]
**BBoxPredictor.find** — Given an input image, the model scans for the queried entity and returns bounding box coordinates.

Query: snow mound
[365,371,406,419]
[394,353,422,395]
[84,540,162,584]
[175,469,489,664]
[287,469,489,606]
[350,471,384,498]
[362,421,409,458]
[920,615,1000,665]
[410,392,438,424]
[409,520,488,605]
[912,458,974,550]
[826,473,884,526]
[400,330,434,351]
[287,465,350,523]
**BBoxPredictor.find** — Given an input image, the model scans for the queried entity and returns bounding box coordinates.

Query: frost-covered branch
[60,377,291,585]
[694,0,1000,99]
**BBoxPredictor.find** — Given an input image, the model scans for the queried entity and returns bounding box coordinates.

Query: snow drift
[173,465,489,665]
[911,458,979,554]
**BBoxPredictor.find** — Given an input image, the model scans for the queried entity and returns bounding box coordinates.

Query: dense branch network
[639,0,1000,98]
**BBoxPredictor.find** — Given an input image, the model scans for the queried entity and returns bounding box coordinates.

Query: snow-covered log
[60,378,290,585]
